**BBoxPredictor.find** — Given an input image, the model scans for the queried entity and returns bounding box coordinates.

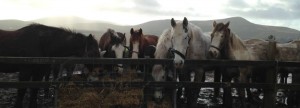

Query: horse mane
[185,22,210,59]
[0,23,82,38]
[223,29,255,60]
[155,28,172,59]
[228,31,247,50]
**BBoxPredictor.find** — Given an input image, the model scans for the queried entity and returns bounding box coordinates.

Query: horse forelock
[130,29,143,42]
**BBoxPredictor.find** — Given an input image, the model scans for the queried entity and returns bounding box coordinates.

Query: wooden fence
[0,57,300,108]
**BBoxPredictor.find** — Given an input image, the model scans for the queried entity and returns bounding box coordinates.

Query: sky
[0,0,299,31]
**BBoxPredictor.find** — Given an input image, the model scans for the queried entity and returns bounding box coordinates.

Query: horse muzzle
[208,48,220,59]
[174,59,184,69]
[153,88,164,104]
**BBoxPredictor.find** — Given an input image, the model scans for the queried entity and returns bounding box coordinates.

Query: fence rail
[0,57,299,67]
[0,57,300,107]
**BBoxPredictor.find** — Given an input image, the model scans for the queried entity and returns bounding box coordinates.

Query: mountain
[0,17,299,42]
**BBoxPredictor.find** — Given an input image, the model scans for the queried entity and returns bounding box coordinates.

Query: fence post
[142,56,150,108]
[263,35,277,108]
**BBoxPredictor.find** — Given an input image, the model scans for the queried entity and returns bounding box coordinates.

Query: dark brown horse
[0,24,100,108]
[129,28,158,72]
[99,28,127,76]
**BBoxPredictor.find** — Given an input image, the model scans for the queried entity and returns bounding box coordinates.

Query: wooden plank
[263,38,277,108]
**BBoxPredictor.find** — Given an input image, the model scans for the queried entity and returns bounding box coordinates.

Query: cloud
[224,0,300,20]
[132,0,160,8]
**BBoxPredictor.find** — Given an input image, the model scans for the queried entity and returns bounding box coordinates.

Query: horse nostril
[180,60,183,65]
[213,51,218,57]
[209,51,214,57]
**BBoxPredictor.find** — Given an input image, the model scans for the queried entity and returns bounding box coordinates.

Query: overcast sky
[0,0,299,31]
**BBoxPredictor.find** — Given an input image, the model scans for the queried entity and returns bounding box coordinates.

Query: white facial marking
[132,42,139,59]
[152,65,165,99]
[210,31,223,49]
[112,44,125,73]
[171,26,189,68]
[209,31,224,58]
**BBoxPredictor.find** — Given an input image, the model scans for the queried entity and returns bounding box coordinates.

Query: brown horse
[129,28,158,58]
[99,28,127,76]
[129,28,158,72]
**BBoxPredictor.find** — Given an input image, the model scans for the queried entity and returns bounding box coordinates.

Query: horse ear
[213,21,217,27]
[122,33,126,40]
[225,21,230,28]
[171,18,176,27]
[130,28,134,34]
[183,17,188,27]
[139,28,143,35]
[88,34,93,38]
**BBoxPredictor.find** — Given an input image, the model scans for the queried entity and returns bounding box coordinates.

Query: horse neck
[186,24,210,59]
[154,29,172,59]
[155,39,169,59]
[225,32,252,60]
[136,35,148,54]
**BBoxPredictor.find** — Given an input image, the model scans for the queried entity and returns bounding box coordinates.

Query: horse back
[143,35,158,46]
[0,29,42,56]
[98,33,111,51]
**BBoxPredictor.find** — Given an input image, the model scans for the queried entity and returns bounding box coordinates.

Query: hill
[0,17,299,42]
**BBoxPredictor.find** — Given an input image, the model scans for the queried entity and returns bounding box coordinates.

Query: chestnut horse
[129,28,158,72]
[99,28,127,76]
[0,24,100,108]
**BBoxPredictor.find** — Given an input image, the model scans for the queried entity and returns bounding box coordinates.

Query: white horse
[152,17,210,107]
[151,28,173,102]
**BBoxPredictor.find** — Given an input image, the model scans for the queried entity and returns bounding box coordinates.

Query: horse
[208,21,275,107]
[0,23,100,108]
[129,28,158,73]
[99,28,127,77]
[151,28,175,103]
[152,17,210,107]
[276,40,300,107]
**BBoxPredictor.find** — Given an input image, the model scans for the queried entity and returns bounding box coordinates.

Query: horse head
[104,29,127,74]
[170,17,191,69]
[209,21,230,59]
[130,28,143,59]
[78,34,101,81]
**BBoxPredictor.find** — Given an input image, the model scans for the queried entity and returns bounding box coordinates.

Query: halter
[131,51,139,54]
[169,34,191,60]
[210,45,221,52]
[210,27,230,52]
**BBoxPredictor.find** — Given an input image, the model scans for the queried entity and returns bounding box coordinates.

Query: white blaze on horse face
[131,42,139,59]
[171,27,189,68]
[112,44,125,73]
[209,31,224,58]
[152,65,166,99]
